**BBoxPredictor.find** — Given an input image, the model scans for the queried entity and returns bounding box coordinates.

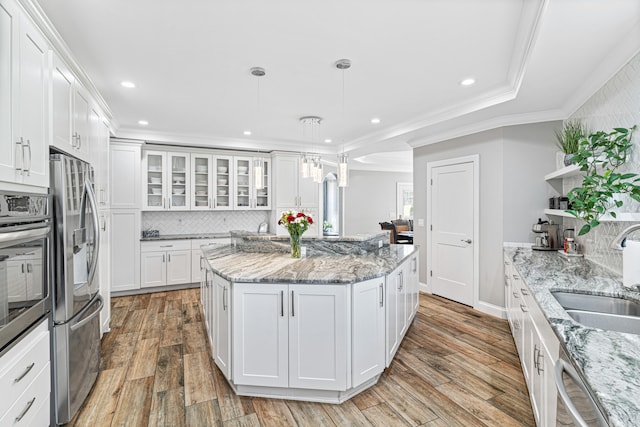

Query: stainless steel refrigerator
[50,153,103,425]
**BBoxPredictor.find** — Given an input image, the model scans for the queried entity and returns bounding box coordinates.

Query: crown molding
[18,0,113,122]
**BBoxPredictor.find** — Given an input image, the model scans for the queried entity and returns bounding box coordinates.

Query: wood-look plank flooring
[69,289,535,427]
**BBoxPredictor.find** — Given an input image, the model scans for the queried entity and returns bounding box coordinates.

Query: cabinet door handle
[160,245,173,248]
[520,288,529,296]
[168,253,171,262]
[162,254,165,263]
[14,362,35,383]
[22,263,25,273]
[223,286,227,311]
[536,350,544,375]
[14,397,36,423]
[163,197,166,209]
[169,197,172,208]
[379,283,384,307]
[15,138,24,172]
[533,345,539,369]
[520,303,528,313]
[26,263,31,273]
[23,140,31,175]
[291,290,295,317]
[199,256,203,270]
[77,134,82,149]
[412,257,417,273]
[281,290,284,316]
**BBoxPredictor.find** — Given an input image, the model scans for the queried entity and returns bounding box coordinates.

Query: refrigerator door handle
[80,179,101,289]
[70,295,104,332]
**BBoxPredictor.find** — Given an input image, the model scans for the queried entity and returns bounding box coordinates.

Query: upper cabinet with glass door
[190,154,233,210]
[233,156,271,210]
[142,151,190,210]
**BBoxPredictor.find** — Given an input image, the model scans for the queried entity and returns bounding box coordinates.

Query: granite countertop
[504,247,640,427]
[140,232,232,241]
[202,244,417,284]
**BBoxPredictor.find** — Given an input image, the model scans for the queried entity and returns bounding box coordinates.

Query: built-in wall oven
[0,191,51,356]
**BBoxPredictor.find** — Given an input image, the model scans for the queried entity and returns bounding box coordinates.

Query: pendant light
[299,116,323,181]
[335,59,351,187]
[250,67,265,189]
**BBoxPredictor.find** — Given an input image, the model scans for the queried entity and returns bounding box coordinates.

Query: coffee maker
[532,218,560,251]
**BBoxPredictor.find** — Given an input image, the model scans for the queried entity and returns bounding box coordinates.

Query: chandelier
[299,116,323,183]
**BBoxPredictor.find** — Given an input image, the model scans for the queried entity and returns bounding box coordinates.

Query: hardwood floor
[69,289,535,427]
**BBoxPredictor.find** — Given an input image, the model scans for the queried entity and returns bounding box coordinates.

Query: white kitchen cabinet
[143,151,190,211]
[73,83,91,160]
[140,240,191,288]
[191,154,234,210]
[90,108,110,207]
[385,256,417,367]
[352,277,385,388]
[214,274,232,379]
[110,141,141,209]
[51,52,74,155]
[98,211,110,334]
[273,154,320,237]
[0,0,49,189]
[505,254,560,427]
[110,210,140,292]
[0,319,50,427]
[232,282,347,391]
[233,156,271,210]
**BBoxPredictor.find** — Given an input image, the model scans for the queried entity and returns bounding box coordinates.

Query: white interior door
[429,158,477,306]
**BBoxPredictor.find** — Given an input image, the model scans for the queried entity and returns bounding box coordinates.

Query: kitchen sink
[551,291,640,334]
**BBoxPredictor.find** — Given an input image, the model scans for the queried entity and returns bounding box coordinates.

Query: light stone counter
[202,243,417,284]
[504,247,640,427]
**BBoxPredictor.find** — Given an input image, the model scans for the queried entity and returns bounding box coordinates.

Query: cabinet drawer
[0,362,51,427]
[190,238,230,250]
[0,321,50,416]
[141,239,191,252]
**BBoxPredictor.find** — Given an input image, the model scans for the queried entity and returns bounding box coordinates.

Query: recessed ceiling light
[460,78,476,86]
[121,81,136,88]
[138,120,148,126]
[243,130,252,136]
[324,139,332,143]
[370,118,381,124]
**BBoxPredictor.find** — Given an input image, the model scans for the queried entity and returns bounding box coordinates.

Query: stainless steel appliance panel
[555,346,608,426]
[53,294,102,423]
[50,154,100,323]
[0,190,51,356]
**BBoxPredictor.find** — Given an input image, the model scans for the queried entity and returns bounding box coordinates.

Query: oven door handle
[0,225,50,247]
[70,295,103,332]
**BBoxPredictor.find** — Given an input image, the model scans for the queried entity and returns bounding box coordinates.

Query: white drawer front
[191,238,231,250]
[0,324,50,416]
[0,362,51,427]
[141,239,192,252]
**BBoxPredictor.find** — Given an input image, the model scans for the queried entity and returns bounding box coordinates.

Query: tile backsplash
[142,210,272,235]
[561,51,640,275]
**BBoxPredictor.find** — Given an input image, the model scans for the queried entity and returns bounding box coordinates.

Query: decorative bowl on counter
[217,166,228,173]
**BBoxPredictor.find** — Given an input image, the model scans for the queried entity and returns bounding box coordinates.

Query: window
[396,182,413,219]
[323,173,340,235]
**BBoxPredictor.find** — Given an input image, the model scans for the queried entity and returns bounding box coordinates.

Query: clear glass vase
[290,233,301,258]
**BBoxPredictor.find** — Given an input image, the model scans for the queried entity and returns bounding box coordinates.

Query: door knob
[461,239,472,244]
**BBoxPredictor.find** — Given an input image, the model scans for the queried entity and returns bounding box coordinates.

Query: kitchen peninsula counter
[504,246,640,427]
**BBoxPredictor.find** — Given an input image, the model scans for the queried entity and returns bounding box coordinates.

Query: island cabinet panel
[232,283,288,387]
[214,274,232,379]
[289,284,348,391]
[232,283,348,391]
[352,277,385,388]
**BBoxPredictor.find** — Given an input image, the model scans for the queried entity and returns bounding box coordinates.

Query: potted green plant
[566,125,640,235]
[555,120,587,166]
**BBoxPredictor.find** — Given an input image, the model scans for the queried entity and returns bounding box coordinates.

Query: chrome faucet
[610,224,640,250]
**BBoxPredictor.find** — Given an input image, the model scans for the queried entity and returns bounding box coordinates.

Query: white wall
[413,122,559,308]
[345,170,413,235]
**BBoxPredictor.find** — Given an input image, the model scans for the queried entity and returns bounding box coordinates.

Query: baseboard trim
[475,300,507,319]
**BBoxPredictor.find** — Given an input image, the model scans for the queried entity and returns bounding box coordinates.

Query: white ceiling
[35,0,640,171]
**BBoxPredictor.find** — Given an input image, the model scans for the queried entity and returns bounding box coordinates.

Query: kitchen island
[199,232,419,403]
